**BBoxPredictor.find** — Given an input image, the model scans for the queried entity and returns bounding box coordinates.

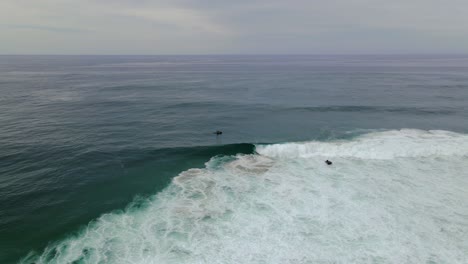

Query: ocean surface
[1,55,468,263]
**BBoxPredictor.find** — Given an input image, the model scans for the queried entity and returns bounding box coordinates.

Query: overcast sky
[1,0,468,54]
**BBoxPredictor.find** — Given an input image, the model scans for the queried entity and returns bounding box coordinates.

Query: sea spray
[22,130,468,263]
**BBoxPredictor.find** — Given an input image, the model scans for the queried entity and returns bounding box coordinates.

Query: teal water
[1,55,468,263]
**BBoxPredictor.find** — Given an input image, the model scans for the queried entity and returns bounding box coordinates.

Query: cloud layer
[1,0,468,54]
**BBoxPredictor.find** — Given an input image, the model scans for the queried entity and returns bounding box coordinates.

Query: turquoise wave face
[21,130,468,264]
[0,143,256,263]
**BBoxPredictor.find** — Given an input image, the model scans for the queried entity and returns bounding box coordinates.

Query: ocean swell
[22,130,468,264]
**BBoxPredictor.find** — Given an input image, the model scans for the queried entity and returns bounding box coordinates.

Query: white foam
[256,129,468,159]
[23,130,468,264]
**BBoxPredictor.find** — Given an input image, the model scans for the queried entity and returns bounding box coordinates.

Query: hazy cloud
[1,0,468,54]
[113,7,232,35]
[2,24,88,33]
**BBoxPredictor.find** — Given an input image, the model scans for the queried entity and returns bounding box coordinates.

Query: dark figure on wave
[214,130,223,135]
[325,160,332,165]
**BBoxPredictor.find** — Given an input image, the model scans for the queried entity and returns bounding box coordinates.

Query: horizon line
[1,53,468,56]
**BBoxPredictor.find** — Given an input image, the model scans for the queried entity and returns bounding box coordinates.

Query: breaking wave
[256,129,468,159]
[22,129,468,263]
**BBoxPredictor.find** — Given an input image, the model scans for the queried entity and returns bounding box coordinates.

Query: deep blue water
[1,55,468,263]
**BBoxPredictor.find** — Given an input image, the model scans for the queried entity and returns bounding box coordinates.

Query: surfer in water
[214,130,223,135]
[325,160,332,165]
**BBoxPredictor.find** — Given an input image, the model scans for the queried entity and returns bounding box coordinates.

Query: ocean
[0,55,467,263]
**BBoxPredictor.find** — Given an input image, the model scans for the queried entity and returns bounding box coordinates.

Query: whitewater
[23,130,468,264]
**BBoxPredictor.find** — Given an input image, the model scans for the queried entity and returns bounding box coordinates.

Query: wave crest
[256,129,468,159]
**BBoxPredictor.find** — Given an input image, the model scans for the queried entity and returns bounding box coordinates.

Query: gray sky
[1,0,468,54]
